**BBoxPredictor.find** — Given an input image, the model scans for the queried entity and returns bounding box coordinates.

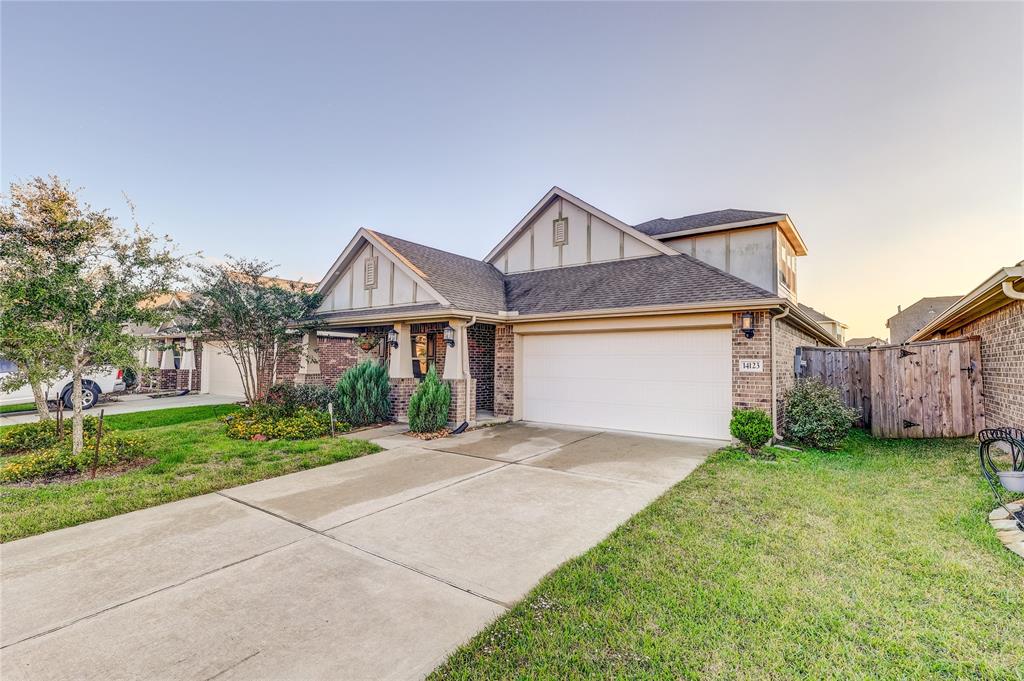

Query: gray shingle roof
[633,209,783,237]
[798,303,838,324]
[504,255,776,315]
[373,232,507,313]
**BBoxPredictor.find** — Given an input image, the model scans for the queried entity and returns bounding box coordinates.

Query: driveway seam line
[0,537,307,650]
[215,489,512,611]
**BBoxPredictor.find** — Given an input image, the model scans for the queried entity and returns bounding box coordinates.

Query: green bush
[0,417,99,456]
[730,409,774,453]
[0,432,146,483]
[265,383,336,414]
[783,378,859,451]
[223,405,337,440]
[336,361,391,426]
[408,367,451,433]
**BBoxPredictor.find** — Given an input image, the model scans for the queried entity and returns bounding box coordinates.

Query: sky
[2,1,1021,339]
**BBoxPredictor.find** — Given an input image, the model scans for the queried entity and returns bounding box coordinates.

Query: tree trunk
[71,367,85,456]
[30,380,51,421]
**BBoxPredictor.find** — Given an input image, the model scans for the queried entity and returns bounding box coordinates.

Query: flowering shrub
[265,383,336,414]
[0,417,99,456]
[0,432,147,483]
[223,405,339,440]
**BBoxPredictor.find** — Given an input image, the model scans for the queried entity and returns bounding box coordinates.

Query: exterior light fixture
[740,311,755,339]
[387,329,400,348]
[443,325,456,347]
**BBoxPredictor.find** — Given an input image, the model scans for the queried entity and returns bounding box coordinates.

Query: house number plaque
[739,359,764,372]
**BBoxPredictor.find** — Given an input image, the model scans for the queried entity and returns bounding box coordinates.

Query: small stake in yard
[328,402,336,438]
[56,401,64,438]
[91,409,105,479]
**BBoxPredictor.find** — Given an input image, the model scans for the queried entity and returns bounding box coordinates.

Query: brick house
[296,187,838,440]
[912,261,1024,430]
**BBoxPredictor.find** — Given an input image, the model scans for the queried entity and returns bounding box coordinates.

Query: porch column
[388,323,414,378]
[442,320,467,380]
[295,330,322,384]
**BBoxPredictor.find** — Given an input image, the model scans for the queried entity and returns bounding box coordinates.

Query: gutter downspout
[462,316,477,425]
[1002,278,1024,300]
[771,305,792,442]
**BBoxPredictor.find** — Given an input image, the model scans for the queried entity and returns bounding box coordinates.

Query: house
[131,281,363,398]
[886,296,961,344]
[845,336,887,349]
[299,187,839,440]
[911,260,1023,430]
[798,304,848,345]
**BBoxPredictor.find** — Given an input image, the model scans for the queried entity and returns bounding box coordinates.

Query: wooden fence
[795,336,985,438]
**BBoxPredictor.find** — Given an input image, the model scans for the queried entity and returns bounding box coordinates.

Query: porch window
[412,332,441,378]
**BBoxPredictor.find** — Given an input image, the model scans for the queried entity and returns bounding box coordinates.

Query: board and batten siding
[498,197,659,274]
[317,242,426,313]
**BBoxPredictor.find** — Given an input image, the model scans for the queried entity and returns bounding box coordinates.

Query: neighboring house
[798,303,848,345]
[131,281,362,398]
[299,186,839,440]
[845,336,887,349]
[911,260,1024,431]
[886,296,961,344]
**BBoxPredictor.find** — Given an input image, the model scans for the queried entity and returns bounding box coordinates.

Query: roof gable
[634,208,808,256]
[484,187,676,265]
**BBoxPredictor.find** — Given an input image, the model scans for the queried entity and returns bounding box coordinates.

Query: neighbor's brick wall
[493,324,514,417]
[469,324,495,412]
[157,340,202,391]
[940,299,1024,430]
[732,311,773,416]
[773,317,823,429]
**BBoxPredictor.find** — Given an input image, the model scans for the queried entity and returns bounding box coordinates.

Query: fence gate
[869,337,984,438]
[794,347,871,426]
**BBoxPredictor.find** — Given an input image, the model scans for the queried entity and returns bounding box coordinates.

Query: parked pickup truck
[0,358,127,410]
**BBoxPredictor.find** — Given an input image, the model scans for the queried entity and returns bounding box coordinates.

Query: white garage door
[202,342,246,398]
[521,328,732,439]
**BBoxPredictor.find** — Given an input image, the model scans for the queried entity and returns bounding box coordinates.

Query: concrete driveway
[1,423,720,680]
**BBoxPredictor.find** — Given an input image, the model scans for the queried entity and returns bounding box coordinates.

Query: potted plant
[354,333,380,353]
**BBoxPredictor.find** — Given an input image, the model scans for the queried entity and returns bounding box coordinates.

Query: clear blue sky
[3,1,1021,337]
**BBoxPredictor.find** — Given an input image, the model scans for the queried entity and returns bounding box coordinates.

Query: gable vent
[552,217,568,246]
[364,256,378,289]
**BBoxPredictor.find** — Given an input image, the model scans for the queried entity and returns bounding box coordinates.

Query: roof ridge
[372,231,491,267]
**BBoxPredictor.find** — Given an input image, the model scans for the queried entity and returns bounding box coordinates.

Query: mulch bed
[2,458,157,488]
[405,429,451,441]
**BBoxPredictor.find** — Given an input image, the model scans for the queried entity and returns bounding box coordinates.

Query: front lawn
[1,402,36,414]
[433,432,1024,679]
[0,405,380,542]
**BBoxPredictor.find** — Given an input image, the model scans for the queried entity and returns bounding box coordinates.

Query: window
[364,257,378,289]
[412,332,440,378]
[778,240,796,292]
[552,217,568,246]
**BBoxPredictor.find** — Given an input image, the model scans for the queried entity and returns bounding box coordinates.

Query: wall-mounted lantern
[387,329,400,349]
[443,325,456,347]
[740,311,756,339]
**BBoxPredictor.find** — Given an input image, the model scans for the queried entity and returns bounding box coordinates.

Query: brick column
[493,324,514,417]
[389,377,419,422]
[732,311,773,415]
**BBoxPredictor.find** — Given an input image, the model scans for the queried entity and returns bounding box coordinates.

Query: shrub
[783,378,859,451]
[0,417,99,456]
[408,367,451,433]
[223,405,335,440]
[730,409,773,453]
[336,361,391,426]
[265,383,336,414]
[0,432,146,483]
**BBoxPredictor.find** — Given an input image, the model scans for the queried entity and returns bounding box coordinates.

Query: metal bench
[979,427,1024,531]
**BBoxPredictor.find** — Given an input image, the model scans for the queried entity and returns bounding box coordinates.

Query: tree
[0,176,182,454]
[183,257,322,405]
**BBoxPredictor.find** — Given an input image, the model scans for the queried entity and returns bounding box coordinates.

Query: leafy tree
[183,258,321,404]
[0,176,182,454]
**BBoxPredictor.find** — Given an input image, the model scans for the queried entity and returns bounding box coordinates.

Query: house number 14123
[739,359,764,373]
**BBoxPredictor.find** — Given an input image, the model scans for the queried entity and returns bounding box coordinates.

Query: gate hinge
[903,419,920,429]
[899,348,917,358]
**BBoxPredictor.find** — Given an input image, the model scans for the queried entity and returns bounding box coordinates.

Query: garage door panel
[522,328,732,439]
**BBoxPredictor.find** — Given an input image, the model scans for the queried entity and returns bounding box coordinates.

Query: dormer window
[364,257,378,289]
[552,217,568,246]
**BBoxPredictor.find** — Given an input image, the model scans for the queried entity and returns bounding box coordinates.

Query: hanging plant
[354,333,380,352]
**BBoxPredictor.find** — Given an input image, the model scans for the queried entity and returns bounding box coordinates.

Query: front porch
[295,317,512,427]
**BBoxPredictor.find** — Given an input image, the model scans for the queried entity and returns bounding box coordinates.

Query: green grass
[432,431,1024,680]
[1,402,36,414]
[0,405,380,542]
